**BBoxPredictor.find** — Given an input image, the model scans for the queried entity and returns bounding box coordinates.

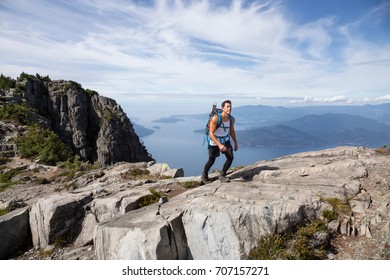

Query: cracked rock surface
[1,146,389,260]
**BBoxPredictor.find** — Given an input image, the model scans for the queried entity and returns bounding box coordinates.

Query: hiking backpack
[203,103,232,147]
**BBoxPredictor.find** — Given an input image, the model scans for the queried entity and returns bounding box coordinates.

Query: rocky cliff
[0,146,389,260]
[0,74,152,166]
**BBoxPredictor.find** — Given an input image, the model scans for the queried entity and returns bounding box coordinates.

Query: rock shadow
[229,165,280,181]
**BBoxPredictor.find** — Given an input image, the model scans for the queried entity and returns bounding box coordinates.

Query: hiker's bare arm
[209,115,227,151]
[230,117,238,151]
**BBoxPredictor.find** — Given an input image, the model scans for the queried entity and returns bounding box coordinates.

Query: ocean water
[140,119,331,177]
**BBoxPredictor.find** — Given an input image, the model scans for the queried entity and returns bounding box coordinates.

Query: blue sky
[1,0,390,119]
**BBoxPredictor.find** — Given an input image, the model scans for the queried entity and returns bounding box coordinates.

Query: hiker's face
[223,103,232,115]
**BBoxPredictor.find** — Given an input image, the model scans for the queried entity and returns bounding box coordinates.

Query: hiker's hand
[234,144,238,151]
[219,145,227,152]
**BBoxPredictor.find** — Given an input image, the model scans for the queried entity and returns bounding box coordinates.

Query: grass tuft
[247,219,330,260]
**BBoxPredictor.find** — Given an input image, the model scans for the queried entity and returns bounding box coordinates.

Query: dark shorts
[208,141,233,158]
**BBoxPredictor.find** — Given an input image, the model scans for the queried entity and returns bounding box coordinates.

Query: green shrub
[289,220,328,260]
[84,89,98,96]
[0,154,10,165]
[322,209,338,221]
[102,107,115,123]
[0,74,15,90]
[35,73,51,82]
[0,167,23,192]
[247,220,329,260]
[137,189,167,208]
[38,248,53,259]
[229,166,245,172]
[18,72,36,81]
[0,208,9,216]
[121,168,151,180]
[180,180,200,189]
[59,156,101,181]
[375,145,390,156]
[0,103,34,125]
[247,234,287,260]
[321,197,351,218]
[64,80,82,91]
[17,72,50,82]
[16,124,73,165]
[53,233,73,248]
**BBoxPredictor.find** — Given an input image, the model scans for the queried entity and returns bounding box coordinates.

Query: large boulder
[94,203,187,260]
[0,207,30,259]
[29,193,92,249]
[74,187,151,246]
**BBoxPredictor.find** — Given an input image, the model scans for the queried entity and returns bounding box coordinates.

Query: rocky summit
[1,146,389,260]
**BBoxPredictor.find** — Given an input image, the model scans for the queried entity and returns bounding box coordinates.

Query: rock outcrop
[1,146,389,260]
[0,207,30,259]
[0,76,152,166]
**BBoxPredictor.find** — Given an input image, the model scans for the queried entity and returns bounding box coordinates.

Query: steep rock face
[17,78,152,166]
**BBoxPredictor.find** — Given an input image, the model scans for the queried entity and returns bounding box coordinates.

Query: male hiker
[202,100,238,183]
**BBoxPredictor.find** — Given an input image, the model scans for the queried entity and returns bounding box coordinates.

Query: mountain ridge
[176,103,390,126]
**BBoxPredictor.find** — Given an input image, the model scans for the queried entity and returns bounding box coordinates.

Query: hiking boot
[201,173,210,184]
[219,175,230,183]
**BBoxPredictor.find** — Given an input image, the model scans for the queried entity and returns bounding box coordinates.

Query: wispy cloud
[360,94,390,105]
[288,95,352,104]
[0,0,389,109]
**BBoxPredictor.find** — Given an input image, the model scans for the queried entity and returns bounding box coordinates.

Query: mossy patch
[137,189,168,208]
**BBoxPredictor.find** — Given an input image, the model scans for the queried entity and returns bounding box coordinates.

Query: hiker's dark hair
[221,100,231,108]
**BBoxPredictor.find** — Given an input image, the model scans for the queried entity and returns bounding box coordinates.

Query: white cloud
[375,95,390,102]
[288,95,352,104]
[0,0,389,113]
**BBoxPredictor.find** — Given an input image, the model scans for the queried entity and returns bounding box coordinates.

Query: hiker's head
[221,100,232,114]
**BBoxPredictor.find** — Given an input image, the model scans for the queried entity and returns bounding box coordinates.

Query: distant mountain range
[181,103,390,126]
[188,103,390,148]
[237,113,390,148]
[238,124,327,148]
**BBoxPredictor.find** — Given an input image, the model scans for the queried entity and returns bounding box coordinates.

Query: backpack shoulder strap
[217,112,222,128]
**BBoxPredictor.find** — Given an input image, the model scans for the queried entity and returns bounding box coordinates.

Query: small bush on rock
[180,181,200,189]
[375,145,390,156]
[0,208,9,216]
[247,233,287,260]
[16,124,73,165]
[137,189,167,208]
[0,103,34,125]
[247,220,330,260]
[321,197,351,218]
[0,74,15,90]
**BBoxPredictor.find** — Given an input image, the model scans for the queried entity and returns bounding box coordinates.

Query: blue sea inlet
[140,118,333,177]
